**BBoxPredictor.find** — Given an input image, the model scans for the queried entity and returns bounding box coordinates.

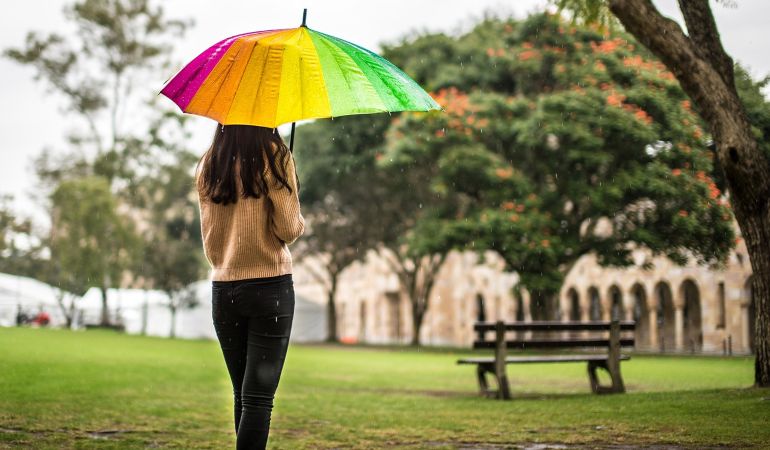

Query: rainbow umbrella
[160,10,439,149]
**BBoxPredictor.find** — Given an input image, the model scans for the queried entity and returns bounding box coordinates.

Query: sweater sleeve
[267,154,305,244]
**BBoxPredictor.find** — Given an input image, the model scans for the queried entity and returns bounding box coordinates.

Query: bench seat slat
[473,321,636,332]
[473,338,635,349]
[457,354,631,364]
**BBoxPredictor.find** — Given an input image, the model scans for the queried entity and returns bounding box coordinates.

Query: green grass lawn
[0,327,767,449]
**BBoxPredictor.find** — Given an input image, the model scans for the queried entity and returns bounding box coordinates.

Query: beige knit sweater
[196,154,305,281]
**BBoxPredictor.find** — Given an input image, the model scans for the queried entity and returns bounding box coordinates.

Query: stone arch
[745,276,756,353]
[609,285,624,321]
[475,293,487,323]
[588,286,602,321]
[680,279,703,352]
[631,283,650,349]
[567,287,581,321]
[359,300,367,342]
[655,282,675,352]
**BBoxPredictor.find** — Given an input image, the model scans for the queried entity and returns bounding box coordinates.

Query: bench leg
[587,360,625,394]
[476,363,492,397]
[476,363,511,400]
[495,366,512,400]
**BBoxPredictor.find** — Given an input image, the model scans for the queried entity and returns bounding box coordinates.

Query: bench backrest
[472,320,636,351]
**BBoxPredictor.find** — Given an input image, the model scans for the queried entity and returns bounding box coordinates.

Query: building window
[476,294,486,323]
[589,288,602,321]
[569,289,581,321]
[717,282,726,329]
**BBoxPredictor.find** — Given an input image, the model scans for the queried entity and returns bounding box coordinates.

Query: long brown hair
[196,124,293,205]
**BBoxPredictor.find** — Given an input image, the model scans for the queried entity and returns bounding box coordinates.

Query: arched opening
[568,288,581,321]
[746,276,756,353]
[656,282,675,352]
[588,287,602,321]
[609,285,623,321]
[359,301,367,342]
[386,292,401,341]
[680,279,703,352]
[476,294,486,323]
[631,283,650,349]
[475,294,487,341]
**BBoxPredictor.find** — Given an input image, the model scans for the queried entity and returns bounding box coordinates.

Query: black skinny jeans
[212,274,295,450]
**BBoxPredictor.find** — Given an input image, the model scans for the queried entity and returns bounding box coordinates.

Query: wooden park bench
[457,320,635,399]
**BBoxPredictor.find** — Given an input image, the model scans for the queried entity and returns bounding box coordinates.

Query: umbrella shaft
[289,122,296,152]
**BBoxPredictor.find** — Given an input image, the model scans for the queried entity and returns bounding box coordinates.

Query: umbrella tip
[301,9,307,27]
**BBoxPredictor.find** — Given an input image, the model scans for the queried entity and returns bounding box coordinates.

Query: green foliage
[131,113,205,299]
[48,176,138,296]
[553,0,617,31]
[4,0,189,163]
[0,197,31,260]
[383,13,735,300]
[734,65,770,163]
[4,0,205,305]
[295,114,393,267]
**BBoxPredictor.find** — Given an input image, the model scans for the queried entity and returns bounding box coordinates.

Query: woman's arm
[267,154,305,244]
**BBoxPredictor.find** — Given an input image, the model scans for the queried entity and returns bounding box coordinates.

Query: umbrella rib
[317,37,361,115]
[252,40,275,126]
[222,39,259,125]
[315,31,391,113]
[202,42,247,121]
[321,30,436,111]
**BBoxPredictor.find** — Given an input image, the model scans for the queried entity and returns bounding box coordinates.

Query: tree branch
[303,258,333,292]
[608,0,769,211]
[677,0,735,93]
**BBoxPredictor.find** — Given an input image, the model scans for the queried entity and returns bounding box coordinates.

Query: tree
[384,14,734,322]
[297,111,460,346]
[556,0,770,388]
[295,115,392,342]
[131,113,206,338]
[49,176,139,326]
[4,0,189,189]
[375,137,460,346]
[5,0,198,329]
[0,196,37,276]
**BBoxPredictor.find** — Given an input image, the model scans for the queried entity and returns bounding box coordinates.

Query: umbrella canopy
[160,20,440,128]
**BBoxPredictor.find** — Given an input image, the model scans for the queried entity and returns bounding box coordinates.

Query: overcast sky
[1,0,768,220]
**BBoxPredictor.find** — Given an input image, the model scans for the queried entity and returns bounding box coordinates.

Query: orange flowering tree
[555,0,770,387]
[383,13,735,319]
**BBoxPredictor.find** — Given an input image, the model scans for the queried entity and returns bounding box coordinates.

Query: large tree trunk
[529,289,557,321]
[169,303,177,339]
[410,302,424,347]
[99,286,110,326]
[54,292,73,328]
[326,276,338,343]
[407,253,446,347]
[609,0,770,386]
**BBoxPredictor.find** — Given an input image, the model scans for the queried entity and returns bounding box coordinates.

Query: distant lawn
[0,327,767,449]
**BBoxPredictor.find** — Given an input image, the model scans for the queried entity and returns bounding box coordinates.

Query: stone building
[559,241,755,354]
[293,241,755,354]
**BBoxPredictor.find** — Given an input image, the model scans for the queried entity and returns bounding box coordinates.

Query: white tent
[0,272,72,327]
[79,280,326,342]
[1,272,326,342]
